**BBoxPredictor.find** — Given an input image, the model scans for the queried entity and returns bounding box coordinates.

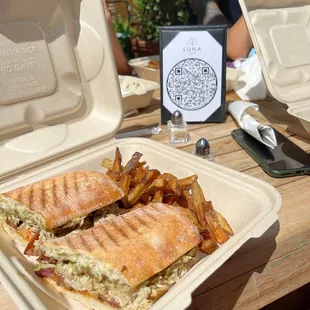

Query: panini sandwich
[0,170,124,254]
[35,203,201,310]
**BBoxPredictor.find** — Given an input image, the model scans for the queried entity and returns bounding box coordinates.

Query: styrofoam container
[119,75,159,113]
[0,0,282,309]
[239,0,310,136]
[128,56,160,83]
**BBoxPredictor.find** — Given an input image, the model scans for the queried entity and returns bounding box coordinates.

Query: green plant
[132,0,191,41]
[113,15,134,59]
[113,15,133,47]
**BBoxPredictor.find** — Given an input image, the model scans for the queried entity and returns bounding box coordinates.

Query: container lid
[239,0,310,109]
[0,0,123,183]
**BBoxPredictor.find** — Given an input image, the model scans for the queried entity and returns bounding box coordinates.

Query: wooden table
[1,92,310,309]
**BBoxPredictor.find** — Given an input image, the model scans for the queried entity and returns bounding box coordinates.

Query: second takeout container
[0,1,281,310]
[119,75,159,113]
[226,67,243,92]
[128,55,160,83]
[239,0,310,136]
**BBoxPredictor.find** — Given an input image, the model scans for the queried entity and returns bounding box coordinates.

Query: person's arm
[188,0,252,60]
[103,0,132,75]
[227,16,252,60]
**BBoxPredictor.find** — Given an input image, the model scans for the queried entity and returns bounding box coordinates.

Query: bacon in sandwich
[35,203,201,310]
[0,170,124,255]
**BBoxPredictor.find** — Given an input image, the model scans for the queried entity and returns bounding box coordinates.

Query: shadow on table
[187,220,280,310]
[253,100,310,141]
[137,98,161,116]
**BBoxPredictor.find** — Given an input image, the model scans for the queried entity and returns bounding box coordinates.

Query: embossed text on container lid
[0,0,123,182]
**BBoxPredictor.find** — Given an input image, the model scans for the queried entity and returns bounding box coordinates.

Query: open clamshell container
[239,0,310,136]
[0,1,281,310]
[128,55,160,83]
[118,75,159,113]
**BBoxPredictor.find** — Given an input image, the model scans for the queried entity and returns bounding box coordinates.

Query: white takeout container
[0,1,281,310]
[128,56,160,83]
[226,67,243,92]
[119,75,159,113]
[239,0,310,136]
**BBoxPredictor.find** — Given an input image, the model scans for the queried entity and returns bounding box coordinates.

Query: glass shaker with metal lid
[167,110,188,144]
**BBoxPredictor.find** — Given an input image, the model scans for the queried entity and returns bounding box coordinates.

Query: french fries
[112,147,122,180]
[204,201,229,244]
[153,190,164,203]
[118,174,131,208]
[179,175,198,189]
[162,173,181,196]
[145,178,167,195]
[215,211,234,236]
[105,170,118,182]
[200,238,218,255]
[102,148,234,256]
[127,170,160,206]
[101,158,114,170]
[124,152,143,174]
[131,167,147,187]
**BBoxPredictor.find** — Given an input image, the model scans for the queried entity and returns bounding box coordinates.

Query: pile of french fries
[101,148,234,255]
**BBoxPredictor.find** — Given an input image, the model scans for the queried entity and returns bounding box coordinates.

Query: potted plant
[130,0,191,57]
[113,15,134,60]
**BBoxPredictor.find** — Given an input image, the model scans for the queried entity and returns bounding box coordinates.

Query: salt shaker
[192,138,214,161]
[168,110,188,144]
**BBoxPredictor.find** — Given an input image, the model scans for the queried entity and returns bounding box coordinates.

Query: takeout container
[128,55,160,83]
[0,1,281,310]
[239,0,310,137]
[226,67,243,92]
[119,75,159,113]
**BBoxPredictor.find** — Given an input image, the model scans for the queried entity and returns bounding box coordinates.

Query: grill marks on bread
[3,171,124,231]
[42,204,201,288]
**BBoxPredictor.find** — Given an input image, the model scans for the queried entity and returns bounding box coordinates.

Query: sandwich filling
[0,195,123,255]
[0,170,125,253]
[35,248,198,310]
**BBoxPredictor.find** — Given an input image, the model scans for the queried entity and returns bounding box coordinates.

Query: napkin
[233,55,268,101]
[121,77,147,95]
[228,101,277,149]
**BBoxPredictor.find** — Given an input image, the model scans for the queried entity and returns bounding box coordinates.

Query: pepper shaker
[167,110,188,144]
[192,138,214,161]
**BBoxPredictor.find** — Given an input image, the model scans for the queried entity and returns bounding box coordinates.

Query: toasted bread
[36,203,200,309]
[45,278,114,310]
[0,170,124,231]
[39,203,201,288]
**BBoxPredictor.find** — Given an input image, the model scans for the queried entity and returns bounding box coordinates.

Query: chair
[107,0,130,24]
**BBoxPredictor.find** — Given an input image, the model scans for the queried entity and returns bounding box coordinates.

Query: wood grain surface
[1,91,309,309]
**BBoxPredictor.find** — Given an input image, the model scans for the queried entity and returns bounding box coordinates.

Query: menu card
[160,25,227,124]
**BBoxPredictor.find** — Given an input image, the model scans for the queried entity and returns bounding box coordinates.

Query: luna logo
[183,36,201,53]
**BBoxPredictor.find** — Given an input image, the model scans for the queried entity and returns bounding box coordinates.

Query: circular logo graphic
[166,58,218,111]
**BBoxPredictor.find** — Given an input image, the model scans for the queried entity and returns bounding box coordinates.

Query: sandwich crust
[40,203,201,288]
[44,278,115,310]
[2,221,28,247]
[1,170,124,231]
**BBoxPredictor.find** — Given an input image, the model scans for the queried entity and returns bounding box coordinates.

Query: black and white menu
[160,25,227,124]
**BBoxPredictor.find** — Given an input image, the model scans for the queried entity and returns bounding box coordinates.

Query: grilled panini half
[0,170,124,252]
[35,203,201,310]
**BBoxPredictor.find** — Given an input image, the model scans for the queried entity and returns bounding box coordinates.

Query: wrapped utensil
[228,100,277,149]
